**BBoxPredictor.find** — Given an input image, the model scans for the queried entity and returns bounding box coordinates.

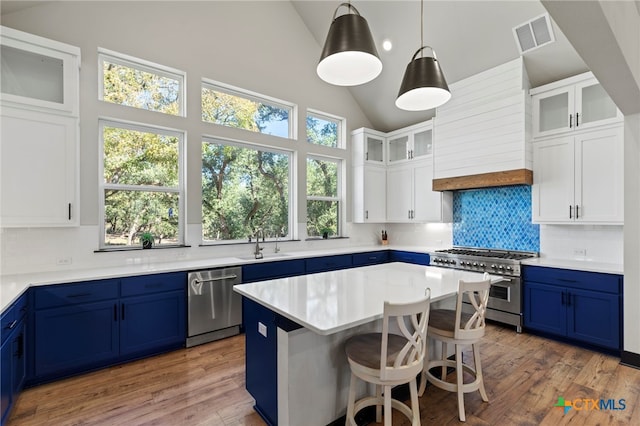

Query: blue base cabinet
[243,298,278,426]
[242,259,306,283]
[120,273,186,357]
[389,250,430,265]
[305,254,353,274]
[34,299,119,378]
[523,266,622,352]
[352,250,388,267]
[1,294,27,426]
[31,272,186,384]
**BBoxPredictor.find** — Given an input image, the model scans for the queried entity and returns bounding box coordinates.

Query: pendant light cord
[420,0,424,57]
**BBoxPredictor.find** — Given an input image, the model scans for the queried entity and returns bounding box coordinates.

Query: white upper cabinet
[351,128,386,167]
[386,122,433,164]
[386,159,452,223]
[531,72,621,139]
[351,120,449,224]
[1,26,80,116]
[532,125,623,224]
[352,164,386,223]
[1,26,80,227]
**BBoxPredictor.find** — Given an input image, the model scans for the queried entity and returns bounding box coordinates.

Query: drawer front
[305,255,353,274]
[34,279,120,309]
[390,251,430,266]
[352,251,389,267]
[121,272,186,297]
[242,260,306,283]
[522,266,621,294]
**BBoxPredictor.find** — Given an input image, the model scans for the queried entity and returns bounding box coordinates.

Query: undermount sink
[235,253,291,261]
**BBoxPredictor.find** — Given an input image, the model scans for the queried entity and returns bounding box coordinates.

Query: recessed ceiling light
[382,39,393,51]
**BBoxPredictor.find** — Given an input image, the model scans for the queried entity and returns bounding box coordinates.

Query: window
[202,79,294,139]
[306,156,342,238]
[99,120,184,249]
[99,49,185,116]
[306,110,344,148]
[202,138,291,243]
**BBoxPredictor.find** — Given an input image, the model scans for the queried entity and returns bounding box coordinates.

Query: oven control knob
[498,265,504,270]
[472,262,478,267]
[506,266,513,271]
[479,263,485,268]
[450,260,456,265]
[466,261,472,266]
[491,264,497,269]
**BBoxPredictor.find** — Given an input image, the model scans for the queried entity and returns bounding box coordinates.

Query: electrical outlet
[573,248,587,257]
[56,257,72,265]
[258,322,267,338]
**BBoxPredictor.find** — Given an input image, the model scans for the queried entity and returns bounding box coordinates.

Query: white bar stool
[418,275,490,422]
[344,290,431,426]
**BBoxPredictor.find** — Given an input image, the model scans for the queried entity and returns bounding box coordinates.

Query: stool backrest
[454,275,491,341]
[380,290,431,381]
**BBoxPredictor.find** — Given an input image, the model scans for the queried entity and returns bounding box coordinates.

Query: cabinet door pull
[365,152,368,161]
[576,205,579,219]
[569,205,573,219]
[114,304,117,321]
[576,112,579,127]
[561,292,565,305]
[68,203,72,220]
[569,114,573,128]
[121,304,125,321]
[567,292,572,306]
[6,320,18,330]
[365,210,368,220]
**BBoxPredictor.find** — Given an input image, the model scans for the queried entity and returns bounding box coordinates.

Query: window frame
[306,108,346,149]
[201,136,295,245]
[306,154,344,238]
[98,118,186,250]
[98,48,187,117]
[201,77,297,140]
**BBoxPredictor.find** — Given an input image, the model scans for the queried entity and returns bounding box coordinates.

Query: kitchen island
[234,262,501,426]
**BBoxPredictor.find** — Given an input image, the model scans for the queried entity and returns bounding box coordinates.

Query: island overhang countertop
[233,262,502,335]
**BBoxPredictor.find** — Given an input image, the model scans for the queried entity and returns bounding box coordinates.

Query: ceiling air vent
[513,13,555,54]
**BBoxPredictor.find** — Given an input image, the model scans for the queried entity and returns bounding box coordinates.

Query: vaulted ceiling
[291,1,588,131]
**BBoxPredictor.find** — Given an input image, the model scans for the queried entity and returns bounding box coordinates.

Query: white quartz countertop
[521,258,623,275]
[0,245,442,313]
[234,263,502,336]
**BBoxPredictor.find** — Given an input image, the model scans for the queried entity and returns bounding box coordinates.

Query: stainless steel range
[430,247,538,332]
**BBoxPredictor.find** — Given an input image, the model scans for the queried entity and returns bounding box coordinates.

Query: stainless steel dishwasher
[186,267,242,347]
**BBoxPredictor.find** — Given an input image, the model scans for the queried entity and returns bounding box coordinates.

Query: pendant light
[317,2,382,86]
[396,0,451,111]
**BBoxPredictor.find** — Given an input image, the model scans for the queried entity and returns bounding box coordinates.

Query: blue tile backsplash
[453,185,540,252]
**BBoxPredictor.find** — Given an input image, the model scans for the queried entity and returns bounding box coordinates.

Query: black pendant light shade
[317,3,382,86]
[396,46,451,111]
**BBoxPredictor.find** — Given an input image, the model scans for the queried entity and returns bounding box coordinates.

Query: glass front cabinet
[0,26,81,227]
[386,122,433,164]
[531,72,621,139]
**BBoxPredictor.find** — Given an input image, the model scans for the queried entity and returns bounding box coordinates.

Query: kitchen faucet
[253,229,264,259]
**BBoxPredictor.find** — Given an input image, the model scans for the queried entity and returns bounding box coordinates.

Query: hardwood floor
[9,323,640,425]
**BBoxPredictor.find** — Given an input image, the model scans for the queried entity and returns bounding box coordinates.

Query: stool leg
[456,344,466,422]
[409,378,420,426]
[418,368,427,397]
[384,385,392,426]
[441,341,448,380]
[346,372,357,426]
[376,384,382,422]
[473,343,488,402]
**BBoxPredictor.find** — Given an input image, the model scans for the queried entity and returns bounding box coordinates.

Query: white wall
[539,225,623,263]
[0,1,387,274]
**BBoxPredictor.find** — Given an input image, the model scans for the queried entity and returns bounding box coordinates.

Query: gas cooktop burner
[435,248,537,261]
[430,247,538,277]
